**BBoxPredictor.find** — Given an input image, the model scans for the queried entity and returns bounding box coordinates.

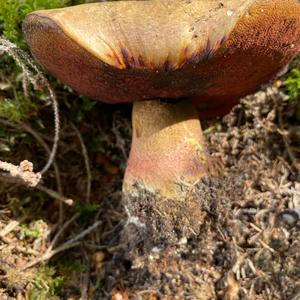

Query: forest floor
[0,80,299,299]
[0,0,300,298]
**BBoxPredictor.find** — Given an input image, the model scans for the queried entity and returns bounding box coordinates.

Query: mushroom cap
[23,0,300,117]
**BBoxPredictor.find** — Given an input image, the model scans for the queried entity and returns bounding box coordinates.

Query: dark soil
[0,86,299,300]
[101,87,300,300]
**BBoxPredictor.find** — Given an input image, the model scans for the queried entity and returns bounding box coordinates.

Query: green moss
[29,266,64,300]
[59,258,86,276]
[0,96,37,120]
[0,0,87,122]
[29,258,86,300]
[0,0,71,46]
[0,53,39,121]
[19,224,42,239]
[284,58,300,121]
[285,68,300,100]
[76,201,100,214]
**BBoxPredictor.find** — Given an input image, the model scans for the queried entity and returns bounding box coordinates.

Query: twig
[14,245,39,256]
[80,251,91,300]
[18,121,63,190]
[249,222,262,233]
[0,160,41,187]
[36,185,73,206]
[0,220,20,238]
[47,212,80,251]
[21,242,81,271]
[21,121,65,224]
[0,173,73,206]
[71,122,91,202]
[21,220,102,270]
[0,119,65,224]
[64,220,102,246]
[258,239,276,253]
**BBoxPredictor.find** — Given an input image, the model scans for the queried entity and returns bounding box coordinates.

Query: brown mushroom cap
[23,0,300,117]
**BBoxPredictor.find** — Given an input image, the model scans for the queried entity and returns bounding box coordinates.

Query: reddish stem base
[123,100,208,199]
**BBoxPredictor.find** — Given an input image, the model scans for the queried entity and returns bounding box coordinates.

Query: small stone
[278,209,300,225]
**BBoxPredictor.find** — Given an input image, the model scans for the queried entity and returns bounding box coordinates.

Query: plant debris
[0,159,41,187]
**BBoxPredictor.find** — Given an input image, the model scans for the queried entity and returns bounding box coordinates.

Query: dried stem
[71,122,91,202]
[0,37,60,176]
[0,160,41,187]
[0,173,73,206]
[21,220,102,270]
[47,212,80,251]
[36,185,73,206]
[0,118,65,223]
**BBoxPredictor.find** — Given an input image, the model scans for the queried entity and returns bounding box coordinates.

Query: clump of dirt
[123,182,208,251]
[122,170,239,260]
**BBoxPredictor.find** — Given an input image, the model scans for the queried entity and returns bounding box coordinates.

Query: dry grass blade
[0,221,19,238]
[71,122,91,202]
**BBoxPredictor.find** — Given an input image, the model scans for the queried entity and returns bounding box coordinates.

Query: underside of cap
[23,0,300,117]
[24,0,252,71]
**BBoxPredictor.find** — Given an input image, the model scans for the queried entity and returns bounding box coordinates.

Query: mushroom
[23,0,300,242]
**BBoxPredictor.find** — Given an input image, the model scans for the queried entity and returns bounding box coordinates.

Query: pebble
[278,208,300,225]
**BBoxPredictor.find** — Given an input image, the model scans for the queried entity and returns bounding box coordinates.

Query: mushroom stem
[123,99,208,199]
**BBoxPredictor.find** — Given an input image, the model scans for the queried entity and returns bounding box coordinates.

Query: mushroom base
[123,181,207,250]
[123,100,214,247]
[123,100,209,198]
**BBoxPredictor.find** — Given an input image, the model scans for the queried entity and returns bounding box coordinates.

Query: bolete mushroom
[23,0,300,242]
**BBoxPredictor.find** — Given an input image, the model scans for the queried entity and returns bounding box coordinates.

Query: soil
[0,86,299,300]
